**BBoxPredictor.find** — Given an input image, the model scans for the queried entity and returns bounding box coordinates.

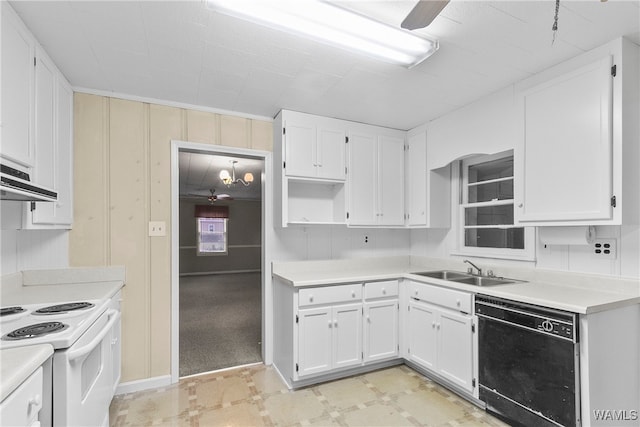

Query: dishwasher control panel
[476,295,577,343]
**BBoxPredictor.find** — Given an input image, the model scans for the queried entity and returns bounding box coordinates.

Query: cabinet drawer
[0,366,43,426]
[408,282,471,313]
[364,280,398,300]
[299,284,362,307]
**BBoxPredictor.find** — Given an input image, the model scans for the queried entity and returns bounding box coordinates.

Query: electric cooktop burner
[33,302,95,315]
[0,307,26,317]
[2,322,69,340]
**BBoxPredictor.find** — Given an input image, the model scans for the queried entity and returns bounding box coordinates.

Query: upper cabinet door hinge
[345,136,349,143]
[283,161,286,169]
[346,212,350,220]
[472,378,476,388]
[295,314,299,323]
[611,64,617,77]
[611,195,617,208]
[472,324,476,333]
[34,57,37,66]
[283,127,286,135]
[30,201,36,212]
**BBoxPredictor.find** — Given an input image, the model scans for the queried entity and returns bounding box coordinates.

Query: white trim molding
[170,140,273,384]
[116,375,172,395]
[73,87,275,122]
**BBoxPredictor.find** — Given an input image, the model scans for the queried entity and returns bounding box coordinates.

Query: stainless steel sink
[412,270,472,281]
[449,276,517,287]
[411,270,522,287]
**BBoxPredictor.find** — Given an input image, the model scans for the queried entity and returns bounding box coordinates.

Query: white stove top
[0,298,109,350]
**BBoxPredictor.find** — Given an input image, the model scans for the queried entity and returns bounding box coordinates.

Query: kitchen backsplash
[1,203,69,275]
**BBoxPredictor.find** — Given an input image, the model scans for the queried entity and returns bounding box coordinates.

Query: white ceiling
[179,152,263,200]
[10,0,640,130]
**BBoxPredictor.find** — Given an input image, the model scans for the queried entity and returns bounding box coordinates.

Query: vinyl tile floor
[109,364,509,427]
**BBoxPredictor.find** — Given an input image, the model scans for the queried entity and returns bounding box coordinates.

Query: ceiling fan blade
[217,194,234,200]
[401,0,449,30]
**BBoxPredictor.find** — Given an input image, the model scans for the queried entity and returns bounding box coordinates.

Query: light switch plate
[149,221,166,237]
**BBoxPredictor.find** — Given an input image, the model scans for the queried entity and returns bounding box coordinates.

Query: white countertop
[272,256,640,314]
[1,266,125,306]
[0,344,53,401]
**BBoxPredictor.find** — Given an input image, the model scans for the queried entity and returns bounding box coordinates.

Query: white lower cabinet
[298,303,362,377]
[406,282,475,394]
[363,280,399,363]
[273,277,472,392]
[0,367,43,427]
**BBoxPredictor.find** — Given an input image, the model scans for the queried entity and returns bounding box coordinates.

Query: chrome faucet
[463,259,482,276]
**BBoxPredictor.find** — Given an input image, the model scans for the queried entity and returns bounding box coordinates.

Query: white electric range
[0,293,121,427]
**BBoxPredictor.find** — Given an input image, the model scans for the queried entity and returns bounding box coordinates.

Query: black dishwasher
[476,295,580,427]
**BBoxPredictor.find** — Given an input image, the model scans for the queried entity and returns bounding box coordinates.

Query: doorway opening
[173,143,267,378]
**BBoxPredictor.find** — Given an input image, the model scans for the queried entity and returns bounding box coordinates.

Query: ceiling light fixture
[219,160,254,187]
[206,0,439,68]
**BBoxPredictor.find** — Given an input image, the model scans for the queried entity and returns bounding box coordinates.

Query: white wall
[272,225,411,262]
[1,202,69,275]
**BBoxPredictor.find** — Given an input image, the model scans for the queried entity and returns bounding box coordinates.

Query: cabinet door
[1,4,35,167]
[348,131,377,225]
[298,307,333,377]
[407,300,437,370]
[332,303,363,369]
[32,66,73,226]
[32,48,56,189]
[317,126,346,180]
[406,131,427,226]
[0,367,43,427]
[284,121,317,178]
[364,300,398,363]
[378,135,405,225]
[53,79,74,225]
[516,56,614,223]
[437,310,474,393]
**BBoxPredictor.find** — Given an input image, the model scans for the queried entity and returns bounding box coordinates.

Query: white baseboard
[179,269,260,277]
[116,375,172,395]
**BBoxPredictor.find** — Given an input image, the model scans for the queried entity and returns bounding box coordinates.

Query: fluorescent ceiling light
[206,0,439,68]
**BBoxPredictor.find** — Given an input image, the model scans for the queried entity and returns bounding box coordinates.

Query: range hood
[1,164,57,202]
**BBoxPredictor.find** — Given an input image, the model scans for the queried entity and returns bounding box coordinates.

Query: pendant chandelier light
[219,160,254,187]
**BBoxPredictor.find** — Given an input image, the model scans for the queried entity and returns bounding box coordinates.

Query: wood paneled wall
[70,93,272,382]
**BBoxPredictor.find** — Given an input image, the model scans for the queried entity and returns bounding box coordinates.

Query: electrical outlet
[149,221,166,237]
[593,239,616,259]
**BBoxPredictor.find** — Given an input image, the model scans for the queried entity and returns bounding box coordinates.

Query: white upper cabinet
[33,47,56,189]
[317,127,347,180]
[406,131,427,226]
[515,38,639,226]
[348,128,405,226]
[274,111,347,227]
[405,127,451,228]
[275,109,454,228]
[347,130,377,225]
[29,63,74,227]
[1,3,74,228]
[284,121,316,178]
[283,111,346,181]
[1,3,35,168]
[516,56,613,223]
